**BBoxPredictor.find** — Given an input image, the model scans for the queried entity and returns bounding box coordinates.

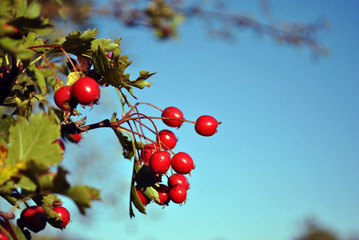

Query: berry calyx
[157,130,177,150]
[54,86,73,111]
[136,188,150,206]
[52,206,71,228]
[0,220,9,240]
[161,106,184,128]
[168,174,190,190]
[140,144,159,165]
[71,77,100,105]
[195,115,219,136]
[149,151,171,174]
[20,206,47,233]
[171,152,194,174]
[169,185,187,204]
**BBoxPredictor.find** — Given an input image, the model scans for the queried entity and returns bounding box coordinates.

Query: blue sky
[35,1,359,239]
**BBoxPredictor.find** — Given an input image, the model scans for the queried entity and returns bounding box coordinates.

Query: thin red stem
[60,47,78,72]
[29,49,63,87]
[126,102,164,116]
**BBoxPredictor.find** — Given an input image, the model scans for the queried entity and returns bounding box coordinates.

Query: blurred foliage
[35,0,329,57]
[294,218,338,240]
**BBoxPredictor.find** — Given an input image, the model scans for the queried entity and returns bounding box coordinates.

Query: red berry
[161,26,172,38]
[70,133,82,143]
[150,151,171,174]
[140,144,159,165]
[52,206,71,228]
[162,107,184,128]
[157,130,177,150]
[171,152,194,174]
[195,115,219,136]
[20,206,47,233]
[53,139,65,152]
[136,188,150,205]
[168,174,190,190]
[169,185,187,204]
[0,220,9,240]
[71,77,100,105]
[54,86,72,111]
[0,232,9,240]
[155,184,169,205]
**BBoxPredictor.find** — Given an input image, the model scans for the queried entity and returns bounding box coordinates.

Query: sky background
[32,1,359,239]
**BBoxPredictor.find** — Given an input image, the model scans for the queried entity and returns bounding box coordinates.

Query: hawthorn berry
[54,86,72,111]
[136,188,150,205]
[195,115,219,136]
[162,106,184,128]
[155,184,169,205]
[71,76,100,105]
[171,152,194,174]
[140,144,159,165]
[169,185,187,204]
[69,133,82,143]
[20,206,47,233]
[52,206,71,228]
[168,174,190,190]
[53,139,65,153]
[149,151,171,174]
[0,220,9,240]
[0,232,9,240]
[157,130,177,150]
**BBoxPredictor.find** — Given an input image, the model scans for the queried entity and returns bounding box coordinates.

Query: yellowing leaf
[66,71,84,86]
[0,165,17,185]
[0,144,7,166]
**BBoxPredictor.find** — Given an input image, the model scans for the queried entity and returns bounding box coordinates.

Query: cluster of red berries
[54,76,101,111]
[135,106,219,206]
[19,205,70,232]
[0,205,71,239]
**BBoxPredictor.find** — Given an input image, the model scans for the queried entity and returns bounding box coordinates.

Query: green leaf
[66,185,100,214]
[52,166,71,193]
[0,115,16,142]
[141,186,160,202]
[66,71,84,86]
[17,175,37,191]
[9,17,52,30]
[131,184,146,216]
[26,65,47,94]
[12,225,27,240]
[92,46,111,77]
[111,113,135,160]
[15,0,28,17]
[0,165,17,186]
[59,29,98,56]
[25,1,42,18]
[7,113,62,167]
[0,181,18,205]
[42,194,64,229]
[91,38,119,52]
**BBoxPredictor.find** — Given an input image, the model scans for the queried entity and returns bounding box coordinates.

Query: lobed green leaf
[7,113,62,167]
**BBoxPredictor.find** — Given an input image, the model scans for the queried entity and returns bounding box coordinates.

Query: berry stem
[29,49,62,88]
[60,47,78,72]
[126,102,163,116]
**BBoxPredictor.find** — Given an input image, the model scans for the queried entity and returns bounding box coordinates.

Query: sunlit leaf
[7,113,62,167]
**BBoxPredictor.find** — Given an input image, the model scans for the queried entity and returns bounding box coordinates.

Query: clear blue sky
[37,1,359,239]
